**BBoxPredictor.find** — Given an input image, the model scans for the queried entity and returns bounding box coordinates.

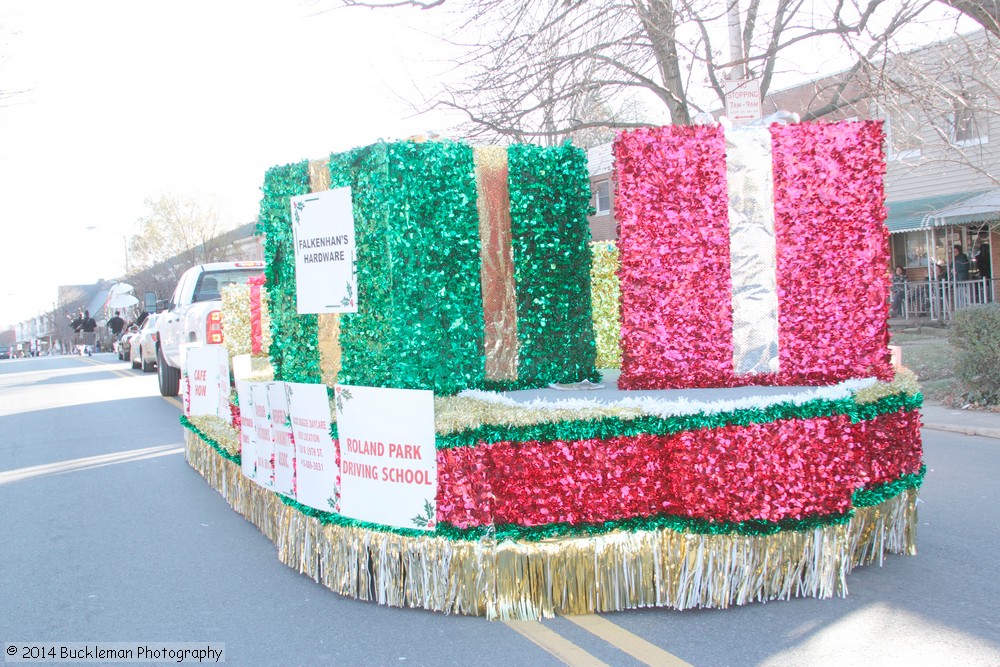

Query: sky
[0,0,452,326]
[0,1,977,328]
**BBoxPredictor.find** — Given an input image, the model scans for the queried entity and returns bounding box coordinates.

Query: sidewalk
[921,401,1000,440]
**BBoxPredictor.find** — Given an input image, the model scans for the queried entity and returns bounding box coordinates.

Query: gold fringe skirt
[186,431,917,620]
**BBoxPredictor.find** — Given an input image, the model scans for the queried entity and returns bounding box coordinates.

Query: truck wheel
[157,345,180,396]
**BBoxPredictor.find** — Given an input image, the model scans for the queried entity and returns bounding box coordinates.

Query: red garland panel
[435,410,922,528]
[615,125,735,388]
[615,122,893,389]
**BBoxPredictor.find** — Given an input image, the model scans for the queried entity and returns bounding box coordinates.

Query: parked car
[0,348,9,360]
[118,324,140,361]
[154,261,265,396]
[129,314,160,372]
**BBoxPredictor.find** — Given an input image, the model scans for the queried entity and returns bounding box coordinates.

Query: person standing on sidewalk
[891,266,907,318]
[954,244,971,308]
[975,242,992,302]
[954,244,971,281]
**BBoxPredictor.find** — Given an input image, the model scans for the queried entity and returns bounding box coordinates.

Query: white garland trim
[458,378,878,419]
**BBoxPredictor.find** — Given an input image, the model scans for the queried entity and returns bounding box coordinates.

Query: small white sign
[250,383,275,489]
[290,187,358,314]
[236,381,257,481]
[217,350,232,421]
[285,382,340,513]
[267,382,296,497]
[725,78,761,126]
[336,385,437,531]
[231,354,254,380]
[185,345,229,418]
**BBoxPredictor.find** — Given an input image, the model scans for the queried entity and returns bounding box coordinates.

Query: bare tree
[941,0,1000,33]
[126,193,245,302]
[129,194,236,272]
[331,0,966,141]
[879,29,1000,231]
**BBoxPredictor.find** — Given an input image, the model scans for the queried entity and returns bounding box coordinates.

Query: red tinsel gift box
[615,121,893,389]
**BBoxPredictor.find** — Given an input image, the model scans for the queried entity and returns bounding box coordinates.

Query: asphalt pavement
[3,354,999,666]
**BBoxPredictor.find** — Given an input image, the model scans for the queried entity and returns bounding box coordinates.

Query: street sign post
[725,78,762,126]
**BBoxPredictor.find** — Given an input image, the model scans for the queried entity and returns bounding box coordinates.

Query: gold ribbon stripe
[474,146,519,381]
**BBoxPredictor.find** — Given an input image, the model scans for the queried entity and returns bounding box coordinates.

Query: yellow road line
[504,620,610,667]
[163,395,183,409]
[565,615,693,667]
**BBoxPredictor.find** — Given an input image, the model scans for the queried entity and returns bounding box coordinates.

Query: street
[1,354,998,667]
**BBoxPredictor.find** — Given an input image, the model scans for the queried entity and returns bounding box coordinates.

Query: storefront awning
[885,191,989,234]
[925,190,1000,227]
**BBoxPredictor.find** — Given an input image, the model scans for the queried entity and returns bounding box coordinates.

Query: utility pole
[727,0,746,81]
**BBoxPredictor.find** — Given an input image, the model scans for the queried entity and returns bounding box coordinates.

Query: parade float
[179,122,923,620]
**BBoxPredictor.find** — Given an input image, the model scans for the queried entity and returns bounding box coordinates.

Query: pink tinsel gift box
[615,121,893,389]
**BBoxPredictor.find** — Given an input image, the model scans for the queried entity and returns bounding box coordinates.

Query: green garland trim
[437,391,923,449]
[231,391,922,451]
[478,372,603,394]
[852,466,926,507]
[182,412,924,543]
[182,415,240,465]
[506,144,599,387]
[433,511,856,542]
[336,142,486,395]
[257,160,318,385]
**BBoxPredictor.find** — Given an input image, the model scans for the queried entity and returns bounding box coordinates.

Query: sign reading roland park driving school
[290,187,358,315]
[335,385,437,531]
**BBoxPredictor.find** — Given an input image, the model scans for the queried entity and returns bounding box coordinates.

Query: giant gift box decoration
[256,141,599,395]
[178,129,923,620]
[616,121,893,389]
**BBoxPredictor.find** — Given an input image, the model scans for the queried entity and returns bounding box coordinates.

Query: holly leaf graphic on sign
[340,281,354,308]
[334,386,353,414]
[411,498,436,529]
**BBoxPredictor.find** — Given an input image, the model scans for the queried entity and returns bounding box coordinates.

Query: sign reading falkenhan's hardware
[289,187,358,314]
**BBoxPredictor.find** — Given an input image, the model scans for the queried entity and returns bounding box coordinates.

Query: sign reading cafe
[290,187,358,314]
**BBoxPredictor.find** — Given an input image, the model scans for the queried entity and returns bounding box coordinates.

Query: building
[11,221,266,354]
[587,143,616,242]
[586,29,1000,319]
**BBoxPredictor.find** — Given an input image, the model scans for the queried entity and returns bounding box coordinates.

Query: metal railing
[891,278,997,321]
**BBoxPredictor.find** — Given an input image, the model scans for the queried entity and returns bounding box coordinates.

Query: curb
[922,422,1000,440]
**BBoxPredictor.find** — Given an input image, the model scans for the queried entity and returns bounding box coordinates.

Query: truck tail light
[206,310,224,344]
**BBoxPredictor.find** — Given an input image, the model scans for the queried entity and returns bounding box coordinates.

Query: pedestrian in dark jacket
[975,242,991,280]
[80,310,97,356]
[954,244,971,281]
[107,311,125,337]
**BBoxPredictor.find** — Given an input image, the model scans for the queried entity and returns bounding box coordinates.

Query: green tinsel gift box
[256,140,599,395]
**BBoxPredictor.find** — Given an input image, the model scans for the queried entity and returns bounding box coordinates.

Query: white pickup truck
[154,261,266,396]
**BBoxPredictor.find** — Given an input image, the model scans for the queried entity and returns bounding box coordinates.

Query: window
[887,109,922,159]
[950,92,988,146]
[594,180,611,215]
